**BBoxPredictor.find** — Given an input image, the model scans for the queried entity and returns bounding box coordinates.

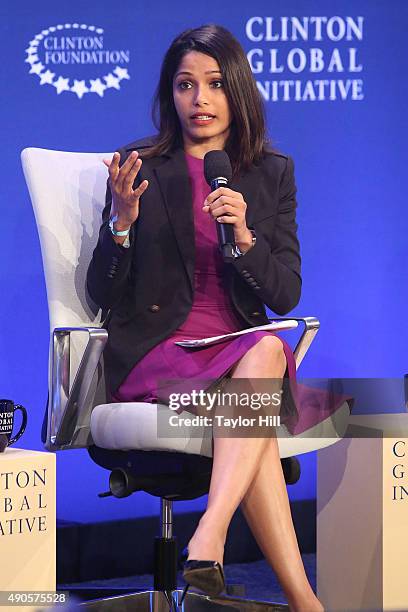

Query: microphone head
[204,150,233,186]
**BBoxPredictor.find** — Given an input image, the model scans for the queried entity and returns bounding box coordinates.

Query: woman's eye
[176,80,223,90]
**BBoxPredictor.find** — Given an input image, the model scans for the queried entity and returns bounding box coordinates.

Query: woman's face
[173,51,232,151]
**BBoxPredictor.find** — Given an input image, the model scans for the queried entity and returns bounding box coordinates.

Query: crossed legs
[186,336,323,612]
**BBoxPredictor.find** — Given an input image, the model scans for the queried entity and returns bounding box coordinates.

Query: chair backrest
[21,148,112,330]
[21,148,112,448]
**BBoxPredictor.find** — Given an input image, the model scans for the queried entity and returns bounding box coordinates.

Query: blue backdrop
[1,0,407,522]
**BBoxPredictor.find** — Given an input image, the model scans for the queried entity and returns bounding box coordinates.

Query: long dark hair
[142,24,269,175]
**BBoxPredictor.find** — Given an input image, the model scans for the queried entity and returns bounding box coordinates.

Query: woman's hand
[203,187,254,252]
[103,150,149,230]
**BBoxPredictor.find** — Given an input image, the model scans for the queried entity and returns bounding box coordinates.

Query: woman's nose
[193,86,209,106]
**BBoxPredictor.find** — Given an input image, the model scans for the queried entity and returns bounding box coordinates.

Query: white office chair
[21,147,351,611]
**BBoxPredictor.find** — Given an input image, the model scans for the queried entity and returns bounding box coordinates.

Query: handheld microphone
[204,150,236,263]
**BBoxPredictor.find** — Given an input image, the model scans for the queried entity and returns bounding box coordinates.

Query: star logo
[29,63,44,75]
[25,54,39,65]
[53,76,70,95]
[71,80,89,99]
[39,70,55,85]
[26,23,130,98]
[113,67,130,80]
[89,78,107,97]
[104,73,121,90]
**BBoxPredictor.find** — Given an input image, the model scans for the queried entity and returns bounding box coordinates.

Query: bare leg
[240,437,323,611]
[187,336,283,563]
[187,335,323,611]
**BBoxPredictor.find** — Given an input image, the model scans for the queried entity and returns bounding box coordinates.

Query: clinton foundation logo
[245,15,364,103]
[25,23,130,99]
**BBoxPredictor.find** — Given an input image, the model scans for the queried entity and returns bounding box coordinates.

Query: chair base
[78,589,289,611]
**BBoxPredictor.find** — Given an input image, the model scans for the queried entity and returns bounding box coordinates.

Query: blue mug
[0,399,28,452]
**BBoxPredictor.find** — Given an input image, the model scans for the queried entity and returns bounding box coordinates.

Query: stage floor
[59,554,316,605]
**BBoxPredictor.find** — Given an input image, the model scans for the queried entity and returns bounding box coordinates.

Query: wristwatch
[233,229,257,258]
[109,214,131,237]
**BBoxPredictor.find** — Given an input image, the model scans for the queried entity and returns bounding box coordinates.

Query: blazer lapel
[231,164,263,228]
[153,148,195,291]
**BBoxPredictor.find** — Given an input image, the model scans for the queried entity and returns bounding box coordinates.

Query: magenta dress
[112,153,347,435]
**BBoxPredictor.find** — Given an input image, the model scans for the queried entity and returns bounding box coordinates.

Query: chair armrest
[267,316,320,369]
[46,326,108,451]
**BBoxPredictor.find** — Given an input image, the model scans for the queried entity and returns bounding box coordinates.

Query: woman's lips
[190,114,215,125]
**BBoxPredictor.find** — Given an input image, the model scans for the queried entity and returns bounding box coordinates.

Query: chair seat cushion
[90,402,214,457]
[90,400,352,459]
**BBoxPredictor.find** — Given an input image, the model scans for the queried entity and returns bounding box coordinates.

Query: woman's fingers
[216,215,238,223]
[116,151,139,192]
[123,157,142,191]
[212,203,231,216]
[106,151,145,197]
[104,150,149,226]
[204,187,244,205]
[205,200,245,216]
[104,152,120,182]
[132,179,149,201]
[204,194,246,211]
[203,195,247,228]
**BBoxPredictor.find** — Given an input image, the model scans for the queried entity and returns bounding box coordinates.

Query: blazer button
[251,311,261,317]
[149,304,160,312]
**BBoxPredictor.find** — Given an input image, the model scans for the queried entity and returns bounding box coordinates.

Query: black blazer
[86,137,301,394]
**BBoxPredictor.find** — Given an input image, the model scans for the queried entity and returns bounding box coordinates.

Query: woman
[87,24,324,612]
